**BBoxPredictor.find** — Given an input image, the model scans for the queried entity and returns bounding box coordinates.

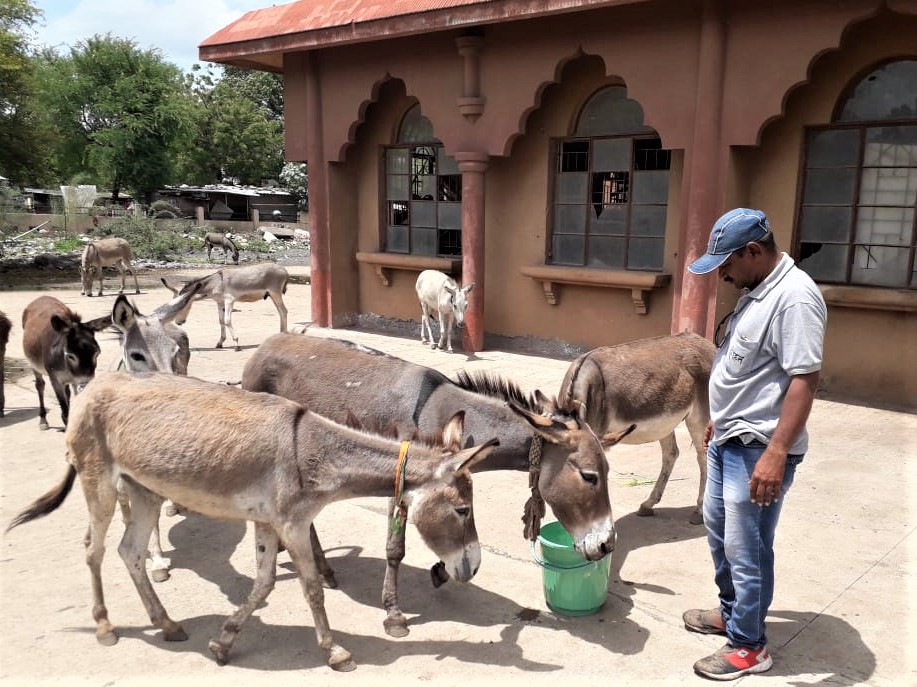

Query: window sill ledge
[355,252,461,286]
[819,285,917,313]
[520,264,671,314]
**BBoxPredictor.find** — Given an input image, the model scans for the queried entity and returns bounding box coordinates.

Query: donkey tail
[6,464,76,533]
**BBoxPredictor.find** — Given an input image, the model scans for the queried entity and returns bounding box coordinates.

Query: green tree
[177,64,284,186]
[0,0,53,185]
[33,34,194,201]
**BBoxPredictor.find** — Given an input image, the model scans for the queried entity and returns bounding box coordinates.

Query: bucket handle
[530,540,597,572]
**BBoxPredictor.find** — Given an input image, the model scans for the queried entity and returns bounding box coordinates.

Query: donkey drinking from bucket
[81,237,140,297]
[242,332,633,637]
[21,295,111,430]
[558,332,715,524]
[6,372,497,672]
[161,263,289,350]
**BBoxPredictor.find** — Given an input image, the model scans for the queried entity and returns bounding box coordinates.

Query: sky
[31,0,259,74]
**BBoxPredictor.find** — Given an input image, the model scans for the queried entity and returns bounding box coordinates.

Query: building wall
[285,0,916,409]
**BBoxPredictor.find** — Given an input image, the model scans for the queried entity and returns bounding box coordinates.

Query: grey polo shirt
[710,253,827,455]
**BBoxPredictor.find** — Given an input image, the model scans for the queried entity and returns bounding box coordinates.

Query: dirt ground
[0,276,914,687]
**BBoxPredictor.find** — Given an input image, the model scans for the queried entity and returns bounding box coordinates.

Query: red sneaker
[694,644,773,680]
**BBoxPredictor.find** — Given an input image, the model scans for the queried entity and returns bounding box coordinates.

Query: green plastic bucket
[530,521,611,616]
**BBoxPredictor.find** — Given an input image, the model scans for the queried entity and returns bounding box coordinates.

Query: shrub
[102,215,191,261]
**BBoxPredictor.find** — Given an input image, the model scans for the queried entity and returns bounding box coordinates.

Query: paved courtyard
[0,270,914,686]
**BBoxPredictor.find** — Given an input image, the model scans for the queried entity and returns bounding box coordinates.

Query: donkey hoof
[163,624,188,642]
[151,567,170,583]
[329,645,356,672]
[39,422,50,431]
[383,615,410,638]
[430,561,450,588]
[215,342,224,349]
[636,505,656,517]
[96,629,118,646]
[689,511,704,526]
[208,639,230,665]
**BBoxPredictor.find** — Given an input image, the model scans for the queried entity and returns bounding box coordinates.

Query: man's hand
[749,448,787,506]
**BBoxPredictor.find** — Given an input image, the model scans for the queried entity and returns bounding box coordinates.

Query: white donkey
[81,237,140,297]
[415,269,475,353]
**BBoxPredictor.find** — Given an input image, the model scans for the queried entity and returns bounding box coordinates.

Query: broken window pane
[439,229,461,255]
[797,242,848,282]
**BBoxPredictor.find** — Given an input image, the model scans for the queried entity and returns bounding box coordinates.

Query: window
[550,86,671,270]
[384,105,462,256]
[797,60,917,289]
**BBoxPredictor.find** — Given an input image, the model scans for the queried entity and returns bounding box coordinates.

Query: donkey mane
[454,370,540,414]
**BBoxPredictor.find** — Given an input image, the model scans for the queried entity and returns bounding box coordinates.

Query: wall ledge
[520,264,671,314]
[355,251,461,286]
[819,285,917,313]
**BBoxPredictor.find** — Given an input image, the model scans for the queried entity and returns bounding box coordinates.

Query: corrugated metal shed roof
[199,0,644,70]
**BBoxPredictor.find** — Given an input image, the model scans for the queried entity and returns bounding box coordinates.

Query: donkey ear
[441,410,466,451]
[84,314,113,332]
[111,294,138,332]
[600,424,636,448]
[454,437,499,473]
[160,277,178,295]
[506,401,577,444]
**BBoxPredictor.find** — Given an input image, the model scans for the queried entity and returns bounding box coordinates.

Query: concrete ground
[0,269,914,687]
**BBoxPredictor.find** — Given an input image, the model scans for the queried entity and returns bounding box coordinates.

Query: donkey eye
[129,352,146,362]
[455,506,470,517]
[580,470,599,486]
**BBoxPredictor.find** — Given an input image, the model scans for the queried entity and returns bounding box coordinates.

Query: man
[684,208,827,680]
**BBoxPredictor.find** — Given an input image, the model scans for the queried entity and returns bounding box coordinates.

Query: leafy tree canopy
[33,34,194,200]
[0,0,53,185]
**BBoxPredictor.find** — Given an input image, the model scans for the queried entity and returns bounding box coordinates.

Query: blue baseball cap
[688,208,771,275]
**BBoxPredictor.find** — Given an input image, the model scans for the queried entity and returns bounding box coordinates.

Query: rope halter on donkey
[522,434,545,541]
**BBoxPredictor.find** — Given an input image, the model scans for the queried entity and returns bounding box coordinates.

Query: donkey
[161,263,289,350]
[203,232,240,264]
[21,296,111,430]
[6,372,496,672]
[415,269,475,353]
[558,332,715,524]
[242,332,633,637]
[0,311,10,417]
[81,237,140,297]
[109,289,199,582]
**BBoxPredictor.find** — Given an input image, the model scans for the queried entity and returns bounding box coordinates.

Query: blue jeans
[703,438,803,649]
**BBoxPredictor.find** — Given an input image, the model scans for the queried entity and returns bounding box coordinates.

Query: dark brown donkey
[0,311,10,417]
[558,332,715,524]
[242,332,634,637]
[21,295,111,430]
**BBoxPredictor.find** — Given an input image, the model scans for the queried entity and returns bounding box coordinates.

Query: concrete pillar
[195,206,204,226]
[671,0,726,337]
[304,52,331,327]
[455,152,489,352]
[251,208,259,226]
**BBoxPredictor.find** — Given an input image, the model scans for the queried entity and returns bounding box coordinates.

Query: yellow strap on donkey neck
[390,441,410,533]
